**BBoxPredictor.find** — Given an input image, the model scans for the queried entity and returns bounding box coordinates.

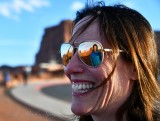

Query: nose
[64,51,84,77]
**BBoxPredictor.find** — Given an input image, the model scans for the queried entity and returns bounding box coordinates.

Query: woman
[60,1,160,121]
[90,44,102,67]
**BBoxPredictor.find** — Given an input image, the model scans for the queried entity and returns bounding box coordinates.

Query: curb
[8,81,72,121]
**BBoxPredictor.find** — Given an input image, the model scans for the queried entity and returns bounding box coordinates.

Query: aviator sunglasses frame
[60,41,124,67]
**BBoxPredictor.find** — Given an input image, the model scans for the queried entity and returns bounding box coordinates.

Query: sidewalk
[9,79,72,121]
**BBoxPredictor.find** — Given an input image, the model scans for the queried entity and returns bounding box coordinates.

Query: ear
[130,64,138,81]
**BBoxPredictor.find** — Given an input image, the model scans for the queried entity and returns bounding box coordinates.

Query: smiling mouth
[72,82,95,94]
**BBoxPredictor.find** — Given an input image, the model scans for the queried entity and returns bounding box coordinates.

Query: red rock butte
[35,20,73,65]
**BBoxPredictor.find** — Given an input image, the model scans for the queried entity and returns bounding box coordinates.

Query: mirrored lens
[78,42,103,67]
[60,43,73,66]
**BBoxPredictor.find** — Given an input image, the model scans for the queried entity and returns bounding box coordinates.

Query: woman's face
[93,45,97,51]
[64,17,136,117]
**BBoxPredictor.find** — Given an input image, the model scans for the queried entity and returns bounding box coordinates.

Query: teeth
[72,83,94,93]
[90,84,93,88]
[82,84,86,89]
[79,84,82,89]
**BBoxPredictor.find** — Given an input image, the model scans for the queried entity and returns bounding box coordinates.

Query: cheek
[109,61,135,102]
[101,60,114,76]
[88,62,113,85]
[114,62,132,83]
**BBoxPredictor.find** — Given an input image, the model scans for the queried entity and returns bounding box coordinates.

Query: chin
[71,101,92,115]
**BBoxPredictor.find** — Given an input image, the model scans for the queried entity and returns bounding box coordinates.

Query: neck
[92,116,116,121]
[91,111,127,121]
[91,108,117,121]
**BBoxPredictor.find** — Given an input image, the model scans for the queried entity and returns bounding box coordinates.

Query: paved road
[0,86,62,121]
[41,84,72,103]
[9,80,72,121]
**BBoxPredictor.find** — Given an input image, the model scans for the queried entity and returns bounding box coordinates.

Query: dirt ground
[0,86,62,121]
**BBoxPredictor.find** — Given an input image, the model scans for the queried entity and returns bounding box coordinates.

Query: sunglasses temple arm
[103,49,124,52]
[103,49,112,52]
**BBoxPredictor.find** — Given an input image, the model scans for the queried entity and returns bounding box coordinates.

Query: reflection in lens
[90,43,102,66]
[78,42,102,67]
[61,44,73,66]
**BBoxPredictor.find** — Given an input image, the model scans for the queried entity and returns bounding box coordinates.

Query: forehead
[71,16,101,44]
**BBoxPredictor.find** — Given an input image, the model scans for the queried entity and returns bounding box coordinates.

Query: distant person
[3,70,10,87]
[22,69,28,85]
[90,44,102,66]
[22,67,31,85]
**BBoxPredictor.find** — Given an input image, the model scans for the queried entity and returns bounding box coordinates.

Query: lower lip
[72,89,94,96]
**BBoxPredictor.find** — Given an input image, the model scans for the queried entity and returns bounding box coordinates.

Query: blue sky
[0,0,159,67]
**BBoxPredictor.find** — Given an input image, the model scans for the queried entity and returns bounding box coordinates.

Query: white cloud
[0,3,11,17]
[29,0,50,7]
[71,1,85,11]
[0,0,50,20]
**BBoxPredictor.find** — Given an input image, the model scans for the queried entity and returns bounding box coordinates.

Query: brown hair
[70,1,160,121]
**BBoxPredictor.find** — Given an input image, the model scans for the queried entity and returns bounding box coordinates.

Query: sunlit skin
[64,16,137,121]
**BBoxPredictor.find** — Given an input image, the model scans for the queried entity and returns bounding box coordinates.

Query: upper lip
[71,79,95,84]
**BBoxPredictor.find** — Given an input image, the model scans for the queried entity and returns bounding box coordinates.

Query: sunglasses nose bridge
[73,47,78,55]
[70,50,79,63]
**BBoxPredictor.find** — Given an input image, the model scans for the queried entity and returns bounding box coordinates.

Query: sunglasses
[60,41,123,67]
